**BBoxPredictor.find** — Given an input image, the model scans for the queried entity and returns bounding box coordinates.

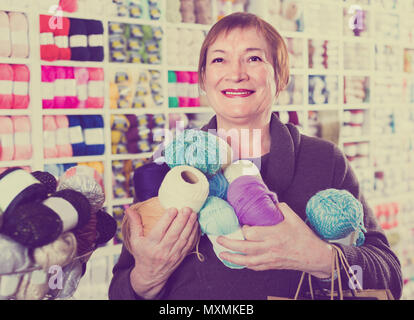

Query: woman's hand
[216,202,333,278]
[127,206,199,299]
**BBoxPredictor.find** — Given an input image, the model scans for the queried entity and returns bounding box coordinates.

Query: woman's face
[203,27,276,126]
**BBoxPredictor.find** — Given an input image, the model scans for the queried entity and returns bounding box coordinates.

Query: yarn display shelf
[308,69,341,75]
[108,16,163,27]
[42,108,105,116]
[40,60,105,69]
[166,21,212,31]
[307,104,342,111]
[110,108,164,115]
[43,155,105,165]
[107,62,162,70]
[342,104,370,110]
[167,65,199,71]
[111,197,134,207]
[0,109,32,116]
[340,136,371,144]
[0,160,32,168]
[0,57,31,65]
[272,105,307,112]
[111,152,153,161]
[289,68,307,75]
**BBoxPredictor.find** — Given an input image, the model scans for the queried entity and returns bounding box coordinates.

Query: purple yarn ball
[227,175,284,226]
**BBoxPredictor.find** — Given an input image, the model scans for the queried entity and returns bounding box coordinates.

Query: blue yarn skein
[208,171,229,200]
[198,196,245,269]
[80,115,105,156]
[68,115,86,156]
[164,129,229,177]
[306,188,367,246]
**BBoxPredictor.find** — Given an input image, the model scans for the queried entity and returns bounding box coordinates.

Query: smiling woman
[109,12,403,301]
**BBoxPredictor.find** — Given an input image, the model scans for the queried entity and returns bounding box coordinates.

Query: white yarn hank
[223,159,262,184]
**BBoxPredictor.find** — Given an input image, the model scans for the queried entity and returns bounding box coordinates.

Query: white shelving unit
[1,0,413,299]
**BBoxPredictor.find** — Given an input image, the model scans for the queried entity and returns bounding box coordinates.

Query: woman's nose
[225,60,248,82]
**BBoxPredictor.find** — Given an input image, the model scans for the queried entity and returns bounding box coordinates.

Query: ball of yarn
[198,196,245,269]
[133,161,170,202]
[57,165,105,214]
[198,196,240,236]
[72,209,97,260]
[2,202,63,248]
[33,232,77,270]
[31,171,57,194]
[158,165,209,213]
[227,175,284,226]
[95,209,117,246]
[164,129,233,176]
[306,188,367,246]
[0,234,30,274]
[208,171,229,200]
[223,159,262,184]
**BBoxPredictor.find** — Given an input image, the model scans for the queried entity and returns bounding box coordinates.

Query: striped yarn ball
[306,188,367,246]
[164,129,232,177]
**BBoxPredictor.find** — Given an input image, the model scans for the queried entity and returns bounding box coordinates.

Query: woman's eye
[212,58,223,63]
[249,56,262,62]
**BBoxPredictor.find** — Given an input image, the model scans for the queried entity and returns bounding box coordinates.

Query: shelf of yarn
[108,21,162,65]
[0,11,30,60]
[275,75,304,107]
[166,0,213,26]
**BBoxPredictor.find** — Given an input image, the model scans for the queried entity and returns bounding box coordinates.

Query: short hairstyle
[198,12,290,96]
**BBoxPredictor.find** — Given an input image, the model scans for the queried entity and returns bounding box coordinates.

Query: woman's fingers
[147,207,179,243]
[126,207,144,238]
[161,207,195,248]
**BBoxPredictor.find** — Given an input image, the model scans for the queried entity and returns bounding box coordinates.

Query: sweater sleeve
[325,145,403,299]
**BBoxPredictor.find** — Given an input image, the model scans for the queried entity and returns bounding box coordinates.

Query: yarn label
[56,127,70,145]
[43,197,79,231]
[54,79,66,96]
[84,128,104,145]
[0,27,11,41]
[42,82,54,99]
[44,130,57,148]
[0,134,13,147]
[55,35,69,48]
[70,34,88,47]
[13,81,29,95]
[0,169,40,212]
[69,126,84,144]
[88,80,104,97]
[0,80,13,94]
[14,132,30,146]
[40,32,54,45]
[64,79,77,96]
[77,84,88,101]
[88,34,104,47]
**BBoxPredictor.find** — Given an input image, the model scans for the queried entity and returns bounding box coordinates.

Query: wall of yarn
[112,205,127,244]
[375,44,400,73]
[168,71,201,108]
[107,0,162,20]
[44,161,104,180]
[43,115,105,158]
[343,141,370,169]
[308,75,338,105]
[344,76,370,104]
[307,1,339,36]
[344,42,371,71]
[40,15,104,62]
[109,68,163,109]
[0,11,29,59]
[0,64,30,109]
[267,0,304,32]
[342,109,369,138]
[112,158,151,199]
[404,49,414,73]
[343,6,370,37]
[166,27,205,67]
[108,21,162,64]
[372,134,414,168]
[308,39,338,70]
[276,75,303,106]
[216,0,250,20]
[41,66,104,109]
[375,11,399,41]
[285,37,304,69]
[307,110,340,145]
[374,76,404,104]
[374,165,414,198]
[166,0,213,24]
[110,114,165,154]
[374,201,399,231]
[0,116,32,161]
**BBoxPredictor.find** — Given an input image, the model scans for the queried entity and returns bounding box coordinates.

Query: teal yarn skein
[306,188,367,246]
[208,171,229,200]
[163,129,231,177]
[198,196,244,269]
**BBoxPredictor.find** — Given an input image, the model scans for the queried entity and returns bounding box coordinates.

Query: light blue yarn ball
[208,171,229,200]
[199,196,245,269]
[163,129,224,177]
[198,196,240,236]
[306,189,367,246]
